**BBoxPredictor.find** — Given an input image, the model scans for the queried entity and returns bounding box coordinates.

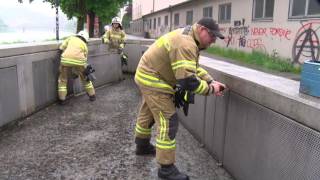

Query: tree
[122,3,132,30]
[46,0,129,37]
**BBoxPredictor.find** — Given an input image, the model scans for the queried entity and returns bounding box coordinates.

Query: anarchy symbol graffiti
[292,21,320,64]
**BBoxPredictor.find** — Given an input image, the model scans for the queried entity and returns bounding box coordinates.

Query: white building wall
[136,0,320,62]
[132,0,189,20]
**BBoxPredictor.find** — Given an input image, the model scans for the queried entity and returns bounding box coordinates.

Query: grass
[206,46,301,74]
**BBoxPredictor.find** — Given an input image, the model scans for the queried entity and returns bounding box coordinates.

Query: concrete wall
[123,38,154,73]
[177,56,320,180]
[0,39,132,127]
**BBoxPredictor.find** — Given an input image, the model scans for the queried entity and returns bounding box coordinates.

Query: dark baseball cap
[197,18,225,39]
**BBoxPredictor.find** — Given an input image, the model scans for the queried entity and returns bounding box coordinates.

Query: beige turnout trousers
[135,87,179,165]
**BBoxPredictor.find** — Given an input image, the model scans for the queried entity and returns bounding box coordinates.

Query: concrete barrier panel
[32,56,59,109]
[223,92,320,180]
[0,66,20,126]
[178,95,206,142]
[203,91,230,162]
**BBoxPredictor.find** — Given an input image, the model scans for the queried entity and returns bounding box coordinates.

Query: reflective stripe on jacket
[135,24,213,95]
[103,28,126,49]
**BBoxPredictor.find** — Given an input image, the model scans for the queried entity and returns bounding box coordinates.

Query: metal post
[55,0,59,41]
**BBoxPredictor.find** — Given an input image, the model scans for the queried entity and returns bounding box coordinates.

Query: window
[153,18,156,29]
[174,13,179,26]
[253,0,274,19]
[158,17,161,26]
[203,6,213,17]
[165,15,169,26]
[149,19,152,29]
[289,0,320,18]
[186,10,193,25]
[219,3,231,23]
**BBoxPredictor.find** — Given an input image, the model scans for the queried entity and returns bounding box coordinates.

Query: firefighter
[134,18,226,180]
[57,30,96,104]
[102,17,128,66]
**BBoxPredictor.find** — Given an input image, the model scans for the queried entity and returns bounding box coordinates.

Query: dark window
[165,15,169,26]
[153,18,156,29]
[149,19,152,29]
[158,17,161,26]
[203,6,213,17]
[219,3,231,23]
[253,0,274,19]
[290,0,320,18]
[186,10,193,25]
[174,13,179,26]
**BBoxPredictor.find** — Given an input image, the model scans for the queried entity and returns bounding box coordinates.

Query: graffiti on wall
[292,21,320,64]
[221,19,296,58]
[251,27,292,40]
[223,19,268,53]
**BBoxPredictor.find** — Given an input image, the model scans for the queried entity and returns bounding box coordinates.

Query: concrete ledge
[199,56,320,131]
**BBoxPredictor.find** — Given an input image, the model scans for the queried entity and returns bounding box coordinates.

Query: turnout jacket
[135,24,213,95]
[59,36,88,66]
[102,28,126,49]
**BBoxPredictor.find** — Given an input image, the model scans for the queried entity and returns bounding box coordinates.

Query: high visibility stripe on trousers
[58,85,67,92]
[84,81,94,90]
[135,124,152,135]
[156,111,176,150]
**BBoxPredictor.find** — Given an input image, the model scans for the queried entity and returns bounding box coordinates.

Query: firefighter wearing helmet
[102,17,128,67]
[57,30,96,104]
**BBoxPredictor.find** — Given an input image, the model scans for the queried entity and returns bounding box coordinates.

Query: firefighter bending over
[134,18,226,180]
[57,30,96,104]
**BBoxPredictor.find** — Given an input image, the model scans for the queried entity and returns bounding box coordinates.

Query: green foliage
[206,46,301,74]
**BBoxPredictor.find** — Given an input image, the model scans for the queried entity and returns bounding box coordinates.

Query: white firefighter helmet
[77,30,89,41]
[111,17,122,27]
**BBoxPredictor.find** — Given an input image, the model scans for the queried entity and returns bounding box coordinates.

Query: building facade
[129,0,320,63]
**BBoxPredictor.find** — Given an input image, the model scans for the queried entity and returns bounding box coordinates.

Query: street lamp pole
[55,0,59,41]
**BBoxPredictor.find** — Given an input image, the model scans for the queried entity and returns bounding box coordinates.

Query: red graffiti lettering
[251,27,267,36]
[269,28,291,40]
[246,38,263,49]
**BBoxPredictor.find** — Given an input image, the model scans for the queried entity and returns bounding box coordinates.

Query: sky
[0,0,75,30]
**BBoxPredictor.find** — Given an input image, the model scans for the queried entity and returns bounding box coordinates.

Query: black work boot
[89,95,96,101]
[136,144,156,156]
[158,164,189,180]
[135,137,156,156]
[58,99,67,105]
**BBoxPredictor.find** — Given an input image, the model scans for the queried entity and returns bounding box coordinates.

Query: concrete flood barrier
[178,56,320,180]
[0,38,152,127]
[122,39,154,73]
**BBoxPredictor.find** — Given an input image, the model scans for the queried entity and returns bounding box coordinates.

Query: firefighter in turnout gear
[57,30,96,104]
[102,17,128,66]
[134,18,226,180]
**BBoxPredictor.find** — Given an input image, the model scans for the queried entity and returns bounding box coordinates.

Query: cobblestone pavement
[0,76,234,180]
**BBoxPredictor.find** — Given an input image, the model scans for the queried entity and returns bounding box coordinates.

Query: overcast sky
[0,0,73,29]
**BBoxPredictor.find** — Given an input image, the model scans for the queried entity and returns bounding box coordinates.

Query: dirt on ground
[0,76,233,180]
